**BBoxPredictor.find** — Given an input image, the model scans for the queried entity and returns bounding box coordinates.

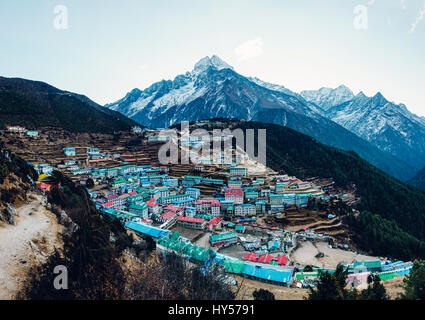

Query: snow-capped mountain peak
[300,85,354,111]
[192,55,234,75]
[372,92,387,103]
[321,90,425,171]
[105,55,425,179]
[356,91,367,98]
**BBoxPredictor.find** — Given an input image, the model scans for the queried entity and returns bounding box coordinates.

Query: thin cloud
[401,0,406,10]
[409,1,425,33]
[235,37,264,62]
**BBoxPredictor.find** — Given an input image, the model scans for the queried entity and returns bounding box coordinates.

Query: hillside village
[0,123,414,293]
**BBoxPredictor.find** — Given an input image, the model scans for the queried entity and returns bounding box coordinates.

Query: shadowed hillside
[0,77,139,133]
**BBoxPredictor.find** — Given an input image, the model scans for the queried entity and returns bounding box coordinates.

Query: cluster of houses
[23,134,413,289]
[5,125,38,137]
[63,147,120,164]
[82,158,413,289]
[85,162,322,236]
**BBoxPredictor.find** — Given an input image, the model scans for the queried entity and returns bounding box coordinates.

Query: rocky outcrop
[0,203,17,225]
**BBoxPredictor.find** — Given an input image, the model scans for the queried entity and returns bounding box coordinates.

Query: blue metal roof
[100,207,115,215]
[125,221,170,238]
[242,263,295,284]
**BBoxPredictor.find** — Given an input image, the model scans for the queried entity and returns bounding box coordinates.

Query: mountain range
[106,55,423,181]
[301,88,425,172]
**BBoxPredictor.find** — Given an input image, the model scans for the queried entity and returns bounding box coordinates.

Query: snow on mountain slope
[105,55,417,180]
[300,85,355,111]
[105,55,323,127]
[324,92,425,170]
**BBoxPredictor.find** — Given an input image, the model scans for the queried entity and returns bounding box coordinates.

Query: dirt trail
[0,193,63,300]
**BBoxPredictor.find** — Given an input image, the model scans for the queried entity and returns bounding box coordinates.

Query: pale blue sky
[1,0,425,115]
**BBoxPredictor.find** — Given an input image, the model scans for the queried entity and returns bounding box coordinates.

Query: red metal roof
[195,199,220,206]
[89,158,112,163]
[244,253,260,262]
[102,202,115,208]
[225,192,244,196]
[208,217,222,225]
[259,254,274,264]
[160,211,177,221]
[177,216,205,224]
[146,198,158,207]
[275,255,289,266]
[164,205,183,213]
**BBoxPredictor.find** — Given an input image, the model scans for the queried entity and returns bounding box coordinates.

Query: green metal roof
[195,214,213,221]
[235,226,245,232]
[169,232,181,241]
[129,203,147,210]
[223,259,245,274]
[353,259,381,269]
[210,232,237,243]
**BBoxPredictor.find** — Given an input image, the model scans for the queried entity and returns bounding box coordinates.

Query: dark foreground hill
[0,145,38,222]
[409,166,425,191]
[202,119,425,260]
[0,77,139,133]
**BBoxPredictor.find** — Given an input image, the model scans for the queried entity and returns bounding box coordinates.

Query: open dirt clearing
[0,193,63,299]
[383,276,405,299]
[234,275,307,300]
[291,240,378,269]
